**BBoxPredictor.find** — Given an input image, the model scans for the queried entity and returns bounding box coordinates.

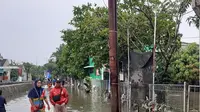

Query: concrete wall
[0,82,32,101]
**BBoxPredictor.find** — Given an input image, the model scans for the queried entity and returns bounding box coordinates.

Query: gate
[187,85,200,112]
[119,81,131,112]
[148,84,186,112]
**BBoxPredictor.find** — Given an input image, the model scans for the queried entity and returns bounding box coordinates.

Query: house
[84,57,110,87]
[10,62,31,82]
[0,54,29,82]
[17,65,31,81]
[120,51,153,111]
[0,54,10,81]
[84,58,102,80]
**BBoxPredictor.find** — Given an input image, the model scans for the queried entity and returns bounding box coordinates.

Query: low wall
[0,82,32,101]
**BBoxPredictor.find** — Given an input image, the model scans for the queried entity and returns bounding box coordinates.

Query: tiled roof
[0,59,7,66]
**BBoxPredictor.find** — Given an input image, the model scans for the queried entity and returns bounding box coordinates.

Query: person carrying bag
[52,88,62,102]
[49,78,69,112]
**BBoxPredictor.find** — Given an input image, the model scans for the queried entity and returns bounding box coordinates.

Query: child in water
[0,90,7,112]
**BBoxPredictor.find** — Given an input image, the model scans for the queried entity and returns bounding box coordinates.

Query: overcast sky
[0,0,198,65]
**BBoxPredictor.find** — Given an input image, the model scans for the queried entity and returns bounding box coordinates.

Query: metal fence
[149,84,186,112]
[118,82,200,112]
[119,82,131,112]
[73,79,199,112]
[187,85,200,112]
[91,79,109,90]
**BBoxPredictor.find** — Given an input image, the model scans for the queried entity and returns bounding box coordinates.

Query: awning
[0,66,19,69]
[0,69,3,74]
[84,65,94,68]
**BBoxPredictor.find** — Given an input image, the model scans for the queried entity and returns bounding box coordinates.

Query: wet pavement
[6,86,111,112]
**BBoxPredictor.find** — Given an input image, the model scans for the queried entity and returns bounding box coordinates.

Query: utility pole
[152,10,157,102]
[108,0,119,112]
[192,0,200,111]
[127,28,131,112]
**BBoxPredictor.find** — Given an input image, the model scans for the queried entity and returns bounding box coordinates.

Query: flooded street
[6,86,110,112]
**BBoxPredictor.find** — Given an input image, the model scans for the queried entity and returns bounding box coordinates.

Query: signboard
[119,72,124,81]
[45,70,51,79]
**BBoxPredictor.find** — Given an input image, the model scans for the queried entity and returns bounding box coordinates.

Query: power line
[182,37,199,38]
[102,0,108,8]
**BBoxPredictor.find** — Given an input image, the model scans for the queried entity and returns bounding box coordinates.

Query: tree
[30,65,45,80]
[187,15,199,28]
[10,61,19,81]
[55,0,189,81]
[178,0,200,28]
[23,62,32,80]
[57,4,109,78]
[50,44,65,63]
[170,43,199,84]
[118,0,184,84]
[43,59,61,78]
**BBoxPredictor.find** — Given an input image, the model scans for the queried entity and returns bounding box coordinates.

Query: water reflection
[67,86,110,112]
[7,86,110,112]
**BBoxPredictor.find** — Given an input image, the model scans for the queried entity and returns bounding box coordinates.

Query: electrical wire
[182,37,199,38]
[102,0,108,8]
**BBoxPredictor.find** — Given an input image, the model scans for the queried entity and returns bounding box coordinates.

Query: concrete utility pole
[192,0,200,111]
[108,0,119,112]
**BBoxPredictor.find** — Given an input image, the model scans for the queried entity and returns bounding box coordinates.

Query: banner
[46,70,51,79]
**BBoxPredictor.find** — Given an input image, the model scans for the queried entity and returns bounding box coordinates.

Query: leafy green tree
[23,62,33,80]
[187,15,199,28]
[9,60,19,81]
[54,0,190,81]
[170,43,199,83]
[10,69,18,81]
[30,65,45,80]
[118,0,184,84]
[44,62,57,75]
[179,0,200,28]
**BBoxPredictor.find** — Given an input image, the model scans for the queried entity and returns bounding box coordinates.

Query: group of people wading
[28,78,69,112]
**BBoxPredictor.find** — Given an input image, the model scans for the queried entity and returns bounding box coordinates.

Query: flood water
[6,86,111,112]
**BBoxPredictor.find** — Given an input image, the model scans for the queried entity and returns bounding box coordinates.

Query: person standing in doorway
[0,90,6,112]
[49,78,69,112]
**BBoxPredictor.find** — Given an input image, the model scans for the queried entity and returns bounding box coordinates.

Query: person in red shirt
[49,78,69,112]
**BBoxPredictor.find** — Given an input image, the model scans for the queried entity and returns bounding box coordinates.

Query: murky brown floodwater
[7,86,111,112]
